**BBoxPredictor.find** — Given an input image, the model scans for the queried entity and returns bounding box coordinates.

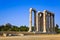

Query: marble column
[50,13,53,32]
[48,14,51,32]
[40,13,43,32]
[36,13,39,32]
[28,8,36,32]
[47,14,50,32]
[34,11,36,31]
[50,13,52,32]
[43,10,46,33]
[51,14,53,32]
[53,14,55,32]
[36,11,40,32]
[29,8,32,32]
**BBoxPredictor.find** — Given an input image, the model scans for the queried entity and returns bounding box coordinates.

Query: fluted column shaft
[36,13,40,32]
[34,11,36,31]
[48,14,51,32]
[36,14,39,32]
[43,10,46,32]
[51,15,53,32]
[53,14,55,32]
[29,10,32,32]
[38,13,40,32]
[29,8,36,32]
[50,14,52,32]
[50,14,54,33]
[47,14,50,32]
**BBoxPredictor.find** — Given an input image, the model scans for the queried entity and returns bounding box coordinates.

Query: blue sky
[0,0,60,27]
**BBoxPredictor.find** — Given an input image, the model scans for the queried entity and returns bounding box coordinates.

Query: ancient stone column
[28,8,36,32]
[36,13,39,32]
[46,13,50,32]
[50,13,53,33]
[34,11,36,31]
[39,13,43,32]
[51,14,53,32]
[36,11,42,32]
[50,13,52,32]
[50,13,55,33]
[28,8,32,32]
[38,13,41,32]
[53,14,55,32]
[43,10,46,33]
[48,14,51,32]
[50,14,54,33]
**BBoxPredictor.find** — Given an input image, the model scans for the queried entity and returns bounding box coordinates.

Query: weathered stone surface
[3,33,6,37]
[29,8,55,34]
[18,34,24,36]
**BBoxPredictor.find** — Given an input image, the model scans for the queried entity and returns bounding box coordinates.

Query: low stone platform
[0,31,56,37]
[33,32,56,34]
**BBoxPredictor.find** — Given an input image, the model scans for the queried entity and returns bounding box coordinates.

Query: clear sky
[0,0,60,27]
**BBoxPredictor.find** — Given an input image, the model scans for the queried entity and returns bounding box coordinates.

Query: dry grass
[0,34,60,40]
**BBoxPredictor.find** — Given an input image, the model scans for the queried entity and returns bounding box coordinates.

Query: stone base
[28,31,32,32]
[3,33,6,37]
[18,34,24,36]
[32,31,56,34]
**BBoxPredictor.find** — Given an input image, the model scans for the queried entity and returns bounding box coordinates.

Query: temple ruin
[28,8,55,33]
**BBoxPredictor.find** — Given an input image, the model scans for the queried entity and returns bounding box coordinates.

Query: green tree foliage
[58,29,60,33]
[0,23,12,31]
[0,25,4,31]
[0,23,60,33]
[32,26,34,31]
[0,23,29,32]
[19,26,29,31]
[10,26,19,31]
[55,24,60,33]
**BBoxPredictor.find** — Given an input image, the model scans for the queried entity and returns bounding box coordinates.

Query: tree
[0,23,29,32]
[10,26,19,31]
[55,24,59,33]
[19,26,29,31]
[32,26,34,31]
[0,25,11,31]
[0,25,4,31]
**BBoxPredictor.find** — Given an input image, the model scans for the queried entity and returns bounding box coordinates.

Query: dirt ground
[0,34,60,40]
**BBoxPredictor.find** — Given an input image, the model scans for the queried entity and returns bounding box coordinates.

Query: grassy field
[0,34,60,40]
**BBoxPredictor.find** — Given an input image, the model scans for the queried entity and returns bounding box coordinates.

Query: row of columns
[28,8,55,33]
[43,10,55,33]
